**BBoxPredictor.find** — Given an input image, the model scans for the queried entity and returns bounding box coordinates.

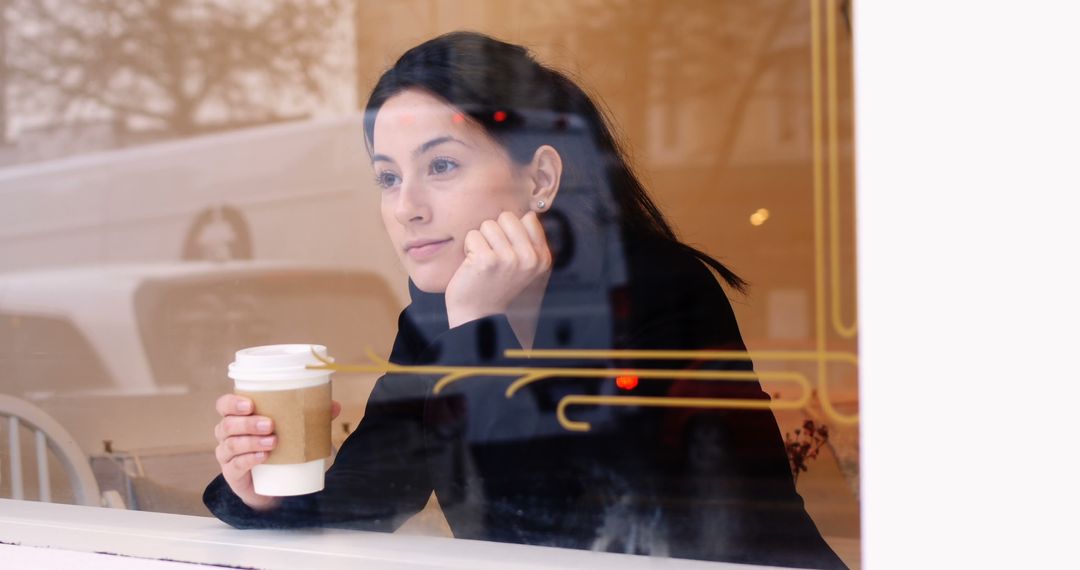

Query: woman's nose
[393,178,431,225]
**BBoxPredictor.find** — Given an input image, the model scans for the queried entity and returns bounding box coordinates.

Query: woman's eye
[375,171,401,189]
[429,157,458,176]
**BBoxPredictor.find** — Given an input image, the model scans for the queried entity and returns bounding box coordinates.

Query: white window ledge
[0,499,797,569]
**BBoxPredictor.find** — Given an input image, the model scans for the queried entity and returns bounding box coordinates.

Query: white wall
[856,2,1080,568]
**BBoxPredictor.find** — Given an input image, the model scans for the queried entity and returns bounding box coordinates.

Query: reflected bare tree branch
[5,0,344,140]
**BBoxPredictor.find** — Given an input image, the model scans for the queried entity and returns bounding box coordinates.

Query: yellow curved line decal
[506,348,856,426]
[812,0,857,340]
[309,346,855,430]
[825,0,857,339]
[505,368,769,398]
[504,348,857,366]
[557,388,812,433]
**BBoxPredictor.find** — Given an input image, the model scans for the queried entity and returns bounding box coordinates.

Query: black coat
[204,235,847,569]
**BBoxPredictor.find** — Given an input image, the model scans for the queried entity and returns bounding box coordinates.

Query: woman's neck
[504,272,550,351]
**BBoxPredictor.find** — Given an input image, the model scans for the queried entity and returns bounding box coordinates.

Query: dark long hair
[363,31,747,293]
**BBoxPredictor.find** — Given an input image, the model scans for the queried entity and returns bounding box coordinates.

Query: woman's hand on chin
[445,210,551,328]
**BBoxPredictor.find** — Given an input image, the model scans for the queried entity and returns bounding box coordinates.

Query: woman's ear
[528,145,562,212]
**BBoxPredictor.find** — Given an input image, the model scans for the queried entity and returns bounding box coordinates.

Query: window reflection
[1,1,859,569]
[1,312,112,398]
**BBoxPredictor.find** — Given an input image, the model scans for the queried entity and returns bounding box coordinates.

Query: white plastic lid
[228,344,335,382]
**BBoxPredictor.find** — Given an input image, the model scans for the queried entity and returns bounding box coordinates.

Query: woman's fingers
[216,435,276,465]
[463,229,494,265]
[213,390,277,484]
[445,210,554,327]
[497,212,540,269]
[521,211,549,252]
[210,391,293,511]
[464,212,550,273]
[223,450,268,481]
[332,400,342,420]
[216,394,253,417]
[498,211,548,269]
[215,415,273,442]
[478,219,514,259]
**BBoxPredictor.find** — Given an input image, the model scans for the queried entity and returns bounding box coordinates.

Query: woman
[205,31,846,569]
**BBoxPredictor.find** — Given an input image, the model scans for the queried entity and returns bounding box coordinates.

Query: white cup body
[250,459,325,497]
[229,344,333,497]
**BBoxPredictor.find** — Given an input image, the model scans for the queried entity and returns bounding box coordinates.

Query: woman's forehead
[372,90,482,153]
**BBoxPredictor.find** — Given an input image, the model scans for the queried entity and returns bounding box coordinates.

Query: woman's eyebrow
[371,135,470,165]
[413,135,470,157]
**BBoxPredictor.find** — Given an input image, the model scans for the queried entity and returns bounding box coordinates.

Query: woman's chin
[409,273,450,294]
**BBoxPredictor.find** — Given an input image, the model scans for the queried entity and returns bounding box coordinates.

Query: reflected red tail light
[616,375,639,390]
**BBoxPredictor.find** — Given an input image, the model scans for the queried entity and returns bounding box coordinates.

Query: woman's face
[372,89,534,293]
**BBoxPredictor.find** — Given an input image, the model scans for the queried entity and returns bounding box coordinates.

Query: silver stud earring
[537,200,546,209]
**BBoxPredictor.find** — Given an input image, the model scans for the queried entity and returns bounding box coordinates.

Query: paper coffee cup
[228,344,334,496]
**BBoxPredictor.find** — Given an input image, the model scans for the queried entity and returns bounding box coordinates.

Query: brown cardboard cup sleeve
[236,383,331,464]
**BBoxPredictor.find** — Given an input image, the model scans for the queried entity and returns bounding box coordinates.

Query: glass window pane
[1,1,860,568]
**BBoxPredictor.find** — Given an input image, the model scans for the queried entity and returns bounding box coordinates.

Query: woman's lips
[406,238,452,261]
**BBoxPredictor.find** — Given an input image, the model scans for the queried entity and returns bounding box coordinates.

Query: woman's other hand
[213,394,341,510]
[445,211,552,328]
